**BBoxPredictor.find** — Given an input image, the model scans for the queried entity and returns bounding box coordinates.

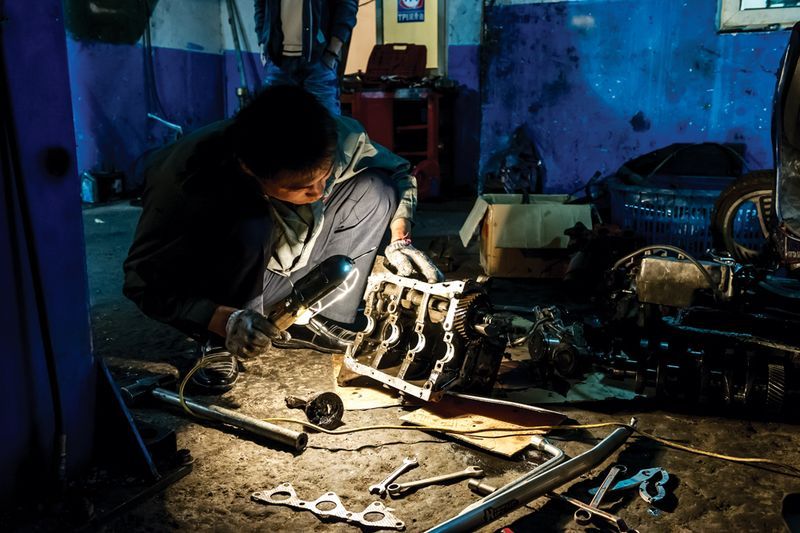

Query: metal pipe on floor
[460,435,565,511]
[151,388,308,452]
[426,418,636,533]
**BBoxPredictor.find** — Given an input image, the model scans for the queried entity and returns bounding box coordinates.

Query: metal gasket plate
[251,483,405,530]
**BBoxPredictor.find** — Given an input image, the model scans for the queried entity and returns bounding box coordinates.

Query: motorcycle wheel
[711,170,774,263]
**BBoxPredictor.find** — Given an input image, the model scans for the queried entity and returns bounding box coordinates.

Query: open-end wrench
[575,465,627,525]
[369,456,418,497]
[589,467,670,504]
[639,470,669,504]
[468,479,638,533]
[387,466,484,497]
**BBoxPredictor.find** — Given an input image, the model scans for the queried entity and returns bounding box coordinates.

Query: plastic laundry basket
[607,174,738,257]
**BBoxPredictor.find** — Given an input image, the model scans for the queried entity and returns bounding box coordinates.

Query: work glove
[384,238,445,283]
[225,309,282,358]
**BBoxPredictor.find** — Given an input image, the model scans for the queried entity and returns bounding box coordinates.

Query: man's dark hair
[228,85,338,180]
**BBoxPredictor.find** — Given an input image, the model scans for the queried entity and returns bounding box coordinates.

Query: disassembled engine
[339,272,508,401]
[529,247,800,415]
[340,246,800,416]
[599,249,800,414]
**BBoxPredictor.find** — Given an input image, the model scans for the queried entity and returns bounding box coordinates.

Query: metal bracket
[252,483,405,531]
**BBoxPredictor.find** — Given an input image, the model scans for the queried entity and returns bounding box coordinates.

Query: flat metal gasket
[252,483,405,530]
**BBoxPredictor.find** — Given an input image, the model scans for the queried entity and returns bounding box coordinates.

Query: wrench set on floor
[367,457,486,499]
[469,464,671,532]
[251,457,487,531]
[251,447,672,532]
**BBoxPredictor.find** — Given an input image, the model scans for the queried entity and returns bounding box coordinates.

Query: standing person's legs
[261,170,398,324]
[301,60,341,115]
[264,58,339,115]
[263,57,302,88]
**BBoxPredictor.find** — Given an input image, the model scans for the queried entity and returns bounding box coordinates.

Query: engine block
[339,273,506,401]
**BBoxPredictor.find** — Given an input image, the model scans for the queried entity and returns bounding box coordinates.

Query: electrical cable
[612,244,723,301]
[225,0,250,110]
[0,20,68,490]
[176,357,800,478]
[231,0,260,91]
[141,0,170,123]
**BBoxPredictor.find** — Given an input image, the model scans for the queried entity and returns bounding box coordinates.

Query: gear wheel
[765,363,785,415]
[453,291,489,340]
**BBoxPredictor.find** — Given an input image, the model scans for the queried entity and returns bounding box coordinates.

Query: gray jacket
[269,115,416,274]
[123,115,415,340]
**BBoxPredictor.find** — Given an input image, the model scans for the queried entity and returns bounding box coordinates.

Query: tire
[711,170,774,263]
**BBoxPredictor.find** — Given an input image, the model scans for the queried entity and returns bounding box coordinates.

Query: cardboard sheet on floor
[331,354,403,410]
[400,394,566,457]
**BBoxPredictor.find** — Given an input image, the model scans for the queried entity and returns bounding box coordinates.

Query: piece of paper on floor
[504,372,638,405]
[400,394,566,457]
[331,354,403,410]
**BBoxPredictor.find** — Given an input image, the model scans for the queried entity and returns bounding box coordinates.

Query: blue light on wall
[480,0,786,192]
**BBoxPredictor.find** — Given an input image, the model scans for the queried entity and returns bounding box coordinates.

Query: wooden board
[400,394,566,457]
[331,354,403,410]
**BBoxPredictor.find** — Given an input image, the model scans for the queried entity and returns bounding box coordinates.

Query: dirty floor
[79,201,799,533]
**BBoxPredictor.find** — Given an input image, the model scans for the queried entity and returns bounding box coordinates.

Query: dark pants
[246,170,397,324]
[264,57,341,115]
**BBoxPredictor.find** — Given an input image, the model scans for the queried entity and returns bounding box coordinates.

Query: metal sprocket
[766,363,786,414]
[453,291,488,340]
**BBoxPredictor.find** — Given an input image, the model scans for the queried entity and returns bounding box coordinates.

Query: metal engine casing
[339,273,505,401]
[635,256,733,308]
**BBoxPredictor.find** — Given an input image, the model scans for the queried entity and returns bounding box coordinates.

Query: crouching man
[123,86,442,392]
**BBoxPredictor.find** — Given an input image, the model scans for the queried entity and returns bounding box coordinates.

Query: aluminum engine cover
[635,256,732,308]
[339,273,504,402]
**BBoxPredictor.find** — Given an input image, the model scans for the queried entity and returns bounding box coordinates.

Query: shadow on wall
[479,0,787,193]
[448,44,482,192]
[64,0,159,44]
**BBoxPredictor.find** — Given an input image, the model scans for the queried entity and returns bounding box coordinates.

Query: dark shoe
[190,349,239,393]
[272,317,357,354]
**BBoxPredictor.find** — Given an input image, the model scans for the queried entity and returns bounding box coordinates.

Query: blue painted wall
[447,0,483,189]
[480,0,787,193]
[68,41,225,188]
[66,0,226,191]
[222,49,262,117]
[448,44,482,189]
[1,0,94,495]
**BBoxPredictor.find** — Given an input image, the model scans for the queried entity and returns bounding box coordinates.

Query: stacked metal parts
[340,273,507,401]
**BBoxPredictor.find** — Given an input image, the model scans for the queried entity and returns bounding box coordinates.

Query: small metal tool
[387,466,484,497]
[575,465,626,525]
[468,479,638,533]
[369,457,418,497]
[560,493,638,533]
[284,392,344,429]
[252,483,405,531]
[638,469,669,504]
[589,467,670,504]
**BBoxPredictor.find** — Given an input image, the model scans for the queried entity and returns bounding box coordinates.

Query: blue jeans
[264,57,341,115]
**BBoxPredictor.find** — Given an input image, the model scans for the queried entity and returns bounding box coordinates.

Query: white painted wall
[221,0,261,53]
[148,0,223,53]
[448,0,482,46]
[346,1,376,74]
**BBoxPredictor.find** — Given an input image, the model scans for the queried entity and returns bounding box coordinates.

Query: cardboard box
[459,194,593,278]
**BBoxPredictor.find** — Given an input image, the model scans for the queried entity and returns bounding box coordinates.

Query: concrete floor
[82,201,800,532]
